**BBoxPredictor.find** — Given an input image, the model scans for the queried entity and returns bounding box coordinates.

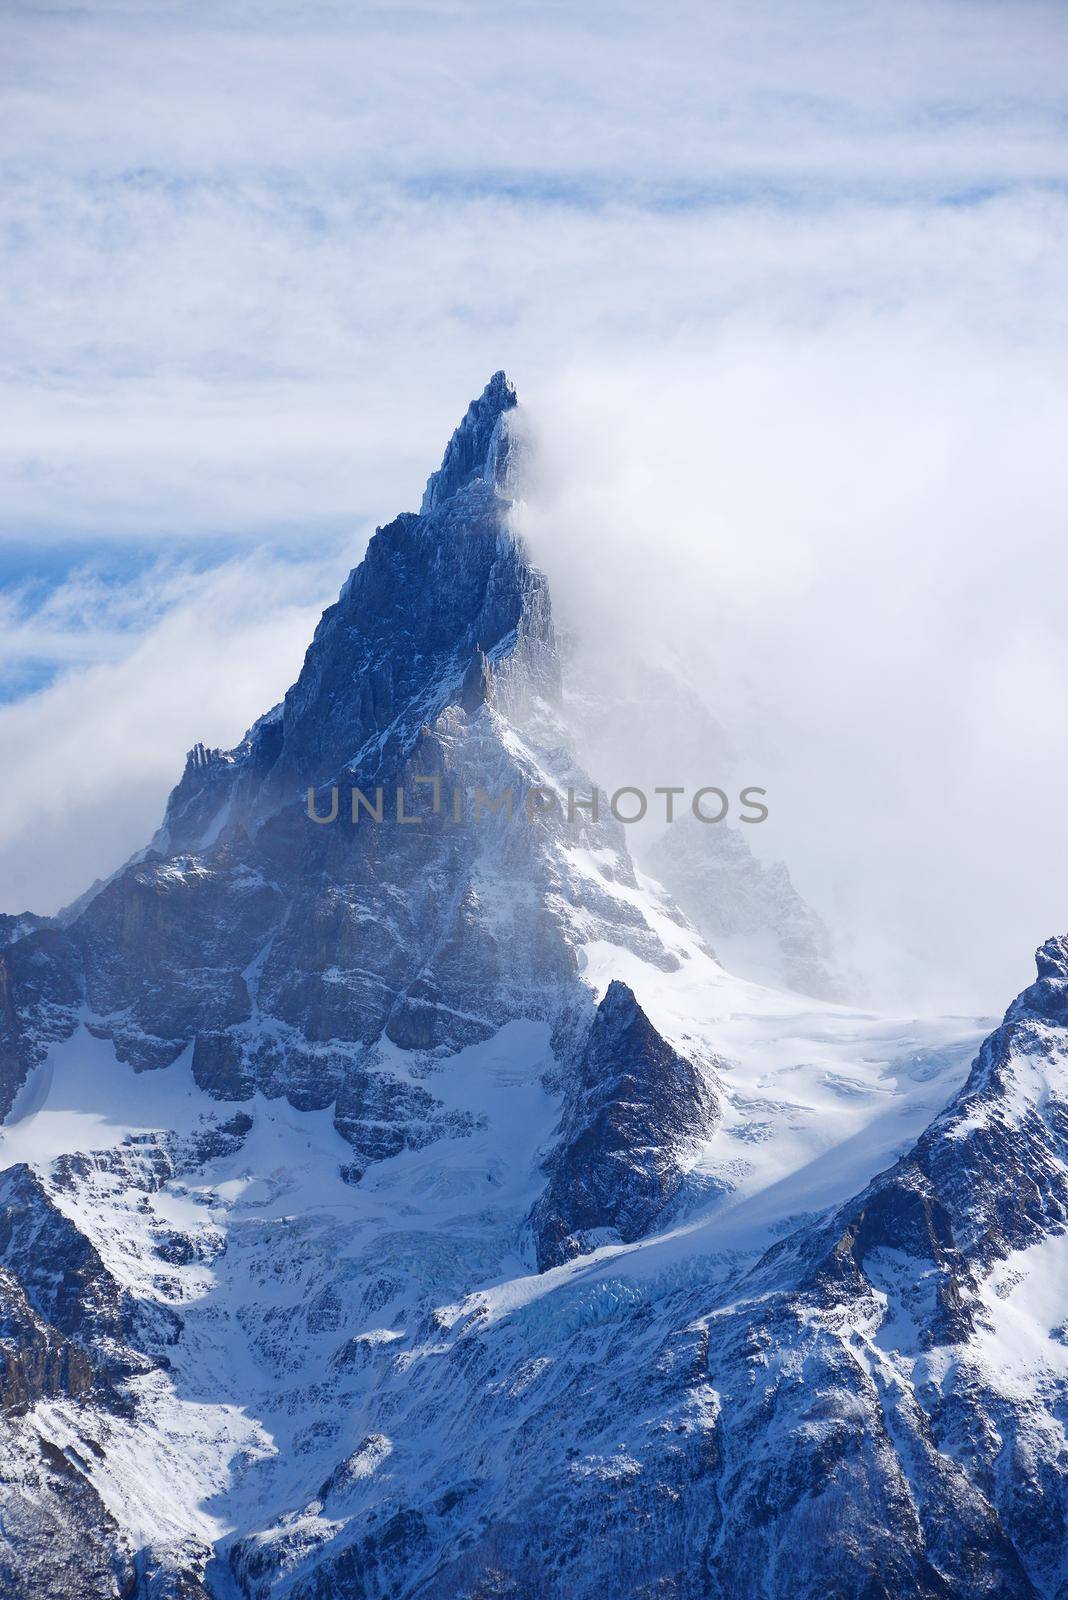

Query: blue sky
[2,0,1068,1007]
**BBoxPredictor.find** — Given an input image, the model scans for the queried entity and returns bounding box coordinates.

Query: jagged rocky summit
[2,372,673,1121]
[0,374,1064,1600]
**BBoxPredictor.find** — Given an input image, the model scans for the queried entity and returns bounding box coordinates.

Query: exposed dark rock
[459,646,495,714]
[0,926,82,1118]
[0,912,52,950]
[420,370,518,514]
[531,981,719,1267]
[0,1267,95,1414]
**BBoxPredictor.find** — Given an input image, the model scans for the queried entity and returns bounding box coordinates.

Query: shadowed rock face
[0,1165,124,1356]
[161,371,553,847]
[0,927,82,1116]
[789,932,1068,1341]
[419,369,518,513]
[531,981,719,1268]
[0,1268,95,1415]
[0,914,50,951]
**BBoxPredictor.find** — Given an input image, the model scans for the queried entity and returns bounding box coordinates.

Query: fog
[0,550,351,916]
[517,322,1068,1013]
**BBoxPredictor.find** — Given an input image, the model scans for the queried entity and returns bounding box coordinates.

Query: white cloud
[5,2,1067,187]
[2,189,1067,537]
[1,1,1067,538]
[0,549,350,913]
[517,319,1068,1013]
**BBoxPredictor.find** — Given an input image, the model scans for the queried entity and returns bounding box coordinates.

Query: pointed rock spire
[157,369,550,844]
[530,981,719,1269]
[458,646,494,714]
[1007,933,1068,1024]
[420,371,518,514]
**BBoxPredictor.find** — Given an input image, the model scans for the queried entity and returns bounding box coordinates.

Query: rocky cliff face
[1,376,1064,1600]
[531,981,720,1268]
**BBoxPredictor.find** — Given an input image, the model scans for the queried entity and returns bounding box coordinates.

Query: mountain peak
[155,369,552,846]
[1006,932,1068,1024]
[420,370,518,514]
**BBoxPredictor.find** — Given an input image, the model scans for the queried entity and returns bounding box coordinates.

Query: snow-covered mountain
[1,375,1064,1599]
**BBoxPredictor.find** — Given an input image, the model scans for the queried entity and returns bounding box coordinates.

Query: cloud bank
[2,0,1067,539]
[518,318,1068,1013]
[0,550,350,913]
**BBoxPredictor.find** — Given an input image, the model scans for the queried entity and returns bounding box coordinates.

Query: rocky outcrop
[793,931,1068,1324]
[0,926,81,1119]
[420,369,518,513]
[458,645,494,714]
[0,913,51,950]
[0,1267,95,1414]
[531,981,719,1267]
[0,1165,128,1373]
